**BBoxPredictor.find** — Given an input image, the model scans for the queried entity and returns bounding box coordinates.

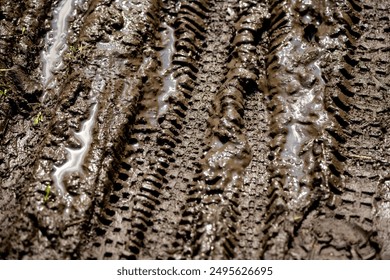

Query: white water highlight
[41,0,76,92]
[52,101,99,195]
[158,24,176,116]
[278,37,328,203]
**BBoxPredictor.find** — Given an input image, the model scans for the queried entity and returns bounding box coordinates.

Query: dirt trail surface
[0,0,388,259]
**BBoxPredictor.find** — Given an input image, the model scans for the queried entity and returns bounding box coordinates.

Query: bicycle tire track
[71,0,163,260]
[125,0,210,259]
[0,0,389,260]
[162,0,238,259]
[357,0,390,260]
[175,1,267,259]
[285,0,382,259]
[1,0,161,259]
[78,0,211,259]
[236,1,270,259]
[261,0,355,259]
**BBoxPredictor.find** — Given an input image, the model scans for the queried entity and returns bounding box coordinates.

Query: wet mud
[0,0,389,259]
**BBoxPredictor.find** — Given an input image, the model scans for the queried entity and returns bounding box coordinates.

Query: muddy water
[158,24,176,117]
[277,36,329,207]
[52,101,98,195]
[0,0,389,260]
[41,0,77,91]
[133,23,177,128]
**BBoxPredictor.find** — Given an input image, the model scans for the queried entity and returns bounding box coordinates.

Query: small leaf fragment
[44,184,51,203]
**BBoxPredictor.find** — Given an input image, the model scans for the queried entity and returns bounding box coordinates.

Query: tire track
[139,0,214,259]
[0,0,389,260]
[355,0,390,259]
[315,0,381,259]
[286,0,381,259]
[236,1,270,259]
[125,0,210,259]
[74,0,162,259]
[175,1,267,259]
[157,0,237,259]
[1,0,160,259]
[261,0,356,259]
[79,0,210,259]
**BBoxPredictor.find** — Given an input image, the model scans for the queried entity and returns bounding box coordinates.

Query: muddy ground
[0,0,389,259]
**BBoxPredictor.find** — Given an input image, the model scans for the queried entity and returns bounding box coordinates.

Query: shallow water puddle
[158,24,176,117]
[52,101,99,195]
[115,0,143,9]
[138,23,176,127]
[41,0,77,97]
[51,73,104,198]
[276,37,328,204]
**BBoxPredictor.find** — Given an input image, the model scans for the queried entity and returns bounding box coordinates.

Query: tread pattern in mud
[0,0,389,259]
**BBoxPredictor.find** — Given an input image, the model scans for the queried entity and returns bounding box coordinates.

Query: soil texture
[0,0,389,259]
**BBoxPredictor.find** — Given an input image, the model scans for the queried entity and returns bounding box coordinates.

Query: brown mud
[0,0,388,259]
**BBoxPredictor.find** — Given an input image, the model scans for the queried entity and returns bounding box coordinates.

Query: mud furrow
[0,0,54,243]
[1,0,160,259]
[1,1,93,255]
[175,1,268,259]
[261,0,361,259]
[127,0,210,259]
[287,0,382,259]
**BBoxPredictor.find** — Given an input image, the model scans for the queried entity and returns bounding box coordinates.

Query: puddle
[52,101,99,195]
[115,0,143,10]
[137,23,176,127]
[158,24,176,117]
[282,123,306,193]
[275,35,329,201]
[41,0,76,88]
[51,72,104,197]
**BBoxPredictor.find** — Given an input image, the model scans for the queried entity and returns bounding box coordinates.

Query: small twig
[348,153,390,164]
[66,219,85,228]
[349,154,373,160]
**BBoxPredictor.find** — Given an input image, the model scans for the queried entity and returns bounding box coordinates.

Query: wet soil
[0,0,389,259]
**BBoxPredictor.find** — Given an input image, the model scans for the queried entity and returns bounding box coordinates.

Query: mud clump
[0,0,389,259]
